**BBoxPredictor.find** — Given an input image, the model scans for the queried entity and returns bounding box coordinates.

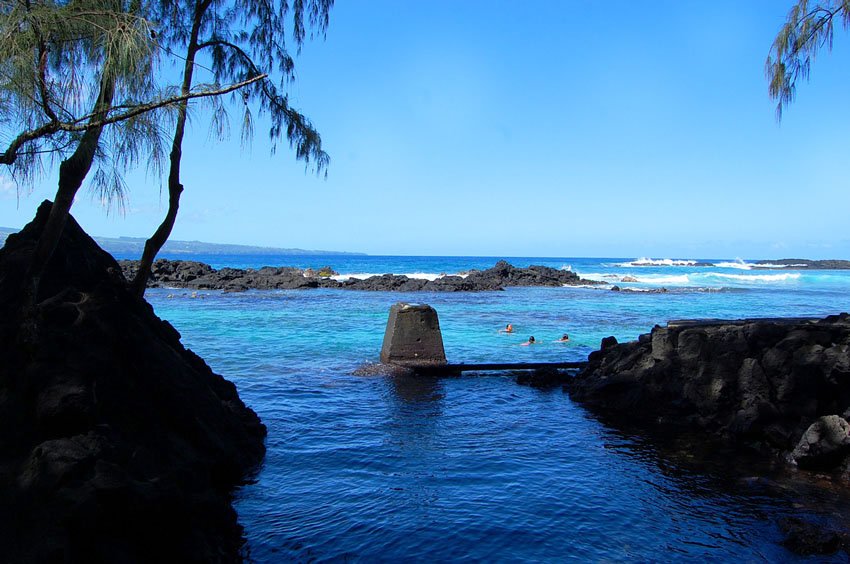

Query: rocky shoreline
[568,315,850,473]
[754,259,850,269]
[0,203,266,561]
[567,315,850,555]
[119,258,600,292]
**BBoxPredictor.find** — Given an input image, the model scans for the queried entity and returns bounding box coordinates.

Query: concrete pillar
[380,302,447,367]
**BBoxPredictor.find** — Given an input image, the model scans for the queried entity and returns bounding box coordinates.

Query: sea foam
[705,272,802,283]
[714,259,753,270]
[615,257,700,267]
[751,262,808,269]
[634,274,691,285]
[331,272,451,282]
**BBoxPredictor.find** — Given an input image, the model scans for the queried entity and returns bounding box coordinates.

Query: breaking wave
[331,271,449,282]
[714,259,753,270]
[614,257,701,267]
[706,272,801,283]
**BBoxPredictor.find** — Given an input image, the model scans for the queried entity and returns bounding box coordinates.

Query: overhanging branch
[0,74,267,166]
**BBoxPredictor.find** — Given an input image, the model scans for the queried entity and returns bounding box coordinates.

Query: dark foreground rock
[119,258,600,292]
[568,315,850,474]
[0,202,266,562]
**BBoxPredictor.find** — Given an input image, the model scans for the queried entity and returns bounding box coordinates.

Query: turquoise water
[143,255,850,561]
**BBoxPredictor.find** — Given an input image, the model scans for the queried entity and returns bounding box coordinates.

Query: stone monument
[380,302,447,367]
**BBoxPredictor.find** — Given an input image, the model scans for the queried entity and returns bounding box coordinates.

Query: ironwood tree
[1,1,159,300]
[129,0,332,296]
[767,0,850,118]
[0,0,330,302]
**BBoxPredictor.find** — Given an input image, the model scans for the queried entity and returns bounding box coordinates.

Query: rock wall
[567,316,850,471]
[0,202,266,561]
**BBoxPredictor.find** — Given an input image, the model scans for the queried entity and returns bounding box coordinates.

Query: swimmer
[556,334,570,342]
[521,336,536,346]
[499,323,514,334]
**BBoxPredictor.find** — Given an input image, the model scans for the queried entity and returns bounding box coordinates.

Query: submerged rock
[568,316,850,473]
[516,368,571,388]
[779,517,850,556]
[0,202,266,561]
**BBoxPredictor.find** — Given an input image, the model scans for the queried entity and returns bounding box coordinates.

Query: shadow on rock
[0,201,266,562]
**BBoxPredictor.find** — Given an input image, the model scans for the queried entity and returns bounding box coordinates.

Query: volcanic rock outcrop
[0,202,266,561]
[568,316,850,473]
[119,258,598,292]
[754,259,850,270]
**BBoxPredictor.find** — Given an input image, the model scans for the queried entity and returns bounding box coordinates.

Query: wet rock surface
[0,202,266,562]
[119,258,600,292]
[567,315,850,474]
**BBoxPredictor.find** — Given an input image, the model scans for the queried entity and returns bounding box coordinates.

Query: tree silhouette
[129,0,332,296]
[0,1,324,303]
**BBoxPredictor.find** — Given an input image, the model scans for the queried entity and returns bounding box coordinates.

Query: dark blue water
[145,255,850,561]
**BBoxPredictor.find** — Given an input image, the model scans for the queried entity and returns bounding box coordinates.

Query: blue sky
[2,0,850,259]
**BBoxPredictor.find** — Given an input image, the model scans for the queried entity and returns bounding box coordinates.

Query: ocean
[129,253,850,561]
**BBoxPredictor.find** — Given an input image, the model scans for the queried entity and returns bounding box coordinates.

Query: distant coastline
[3,227,850,268]
[0,226,365,256]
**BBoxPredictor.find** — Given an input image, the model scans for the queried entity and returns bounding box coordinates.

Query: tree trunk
[130,4,206,298]
[26,75,116,304]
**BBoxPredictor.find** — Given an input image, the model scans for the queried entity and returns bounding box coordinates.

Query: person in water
[556,334,570,342]
[500,323,514,333]
[521,336,536,346]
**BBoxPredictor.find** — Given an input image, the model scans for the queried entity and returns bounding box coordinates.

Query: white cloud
[0,176,16,199]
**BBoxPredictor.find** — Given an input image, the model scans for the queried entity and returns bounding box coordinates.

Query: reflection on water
[231,373,850,562]
[382,373,444,471]
[598,418,850,558]
[388,373,445,406]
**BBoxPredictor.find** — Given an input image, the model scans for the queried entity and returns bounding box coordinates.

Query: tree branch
[0,74,266,166]
[196,38,328,172]
[198,38,262,75]
[36,37,59,124]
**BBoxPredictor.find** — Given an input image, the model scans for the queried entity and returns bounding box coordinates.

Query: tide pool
[145,255,850,561]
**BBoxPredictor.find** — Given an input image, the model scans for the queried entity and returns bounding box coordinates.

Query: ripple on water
[231,373,844,562]
[143,284,850,562]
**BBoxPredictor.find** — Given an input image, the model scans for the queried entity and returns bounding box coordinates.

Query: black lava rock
[568,316,850,471]
[119,258,601,293]
[0,201,266,562]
